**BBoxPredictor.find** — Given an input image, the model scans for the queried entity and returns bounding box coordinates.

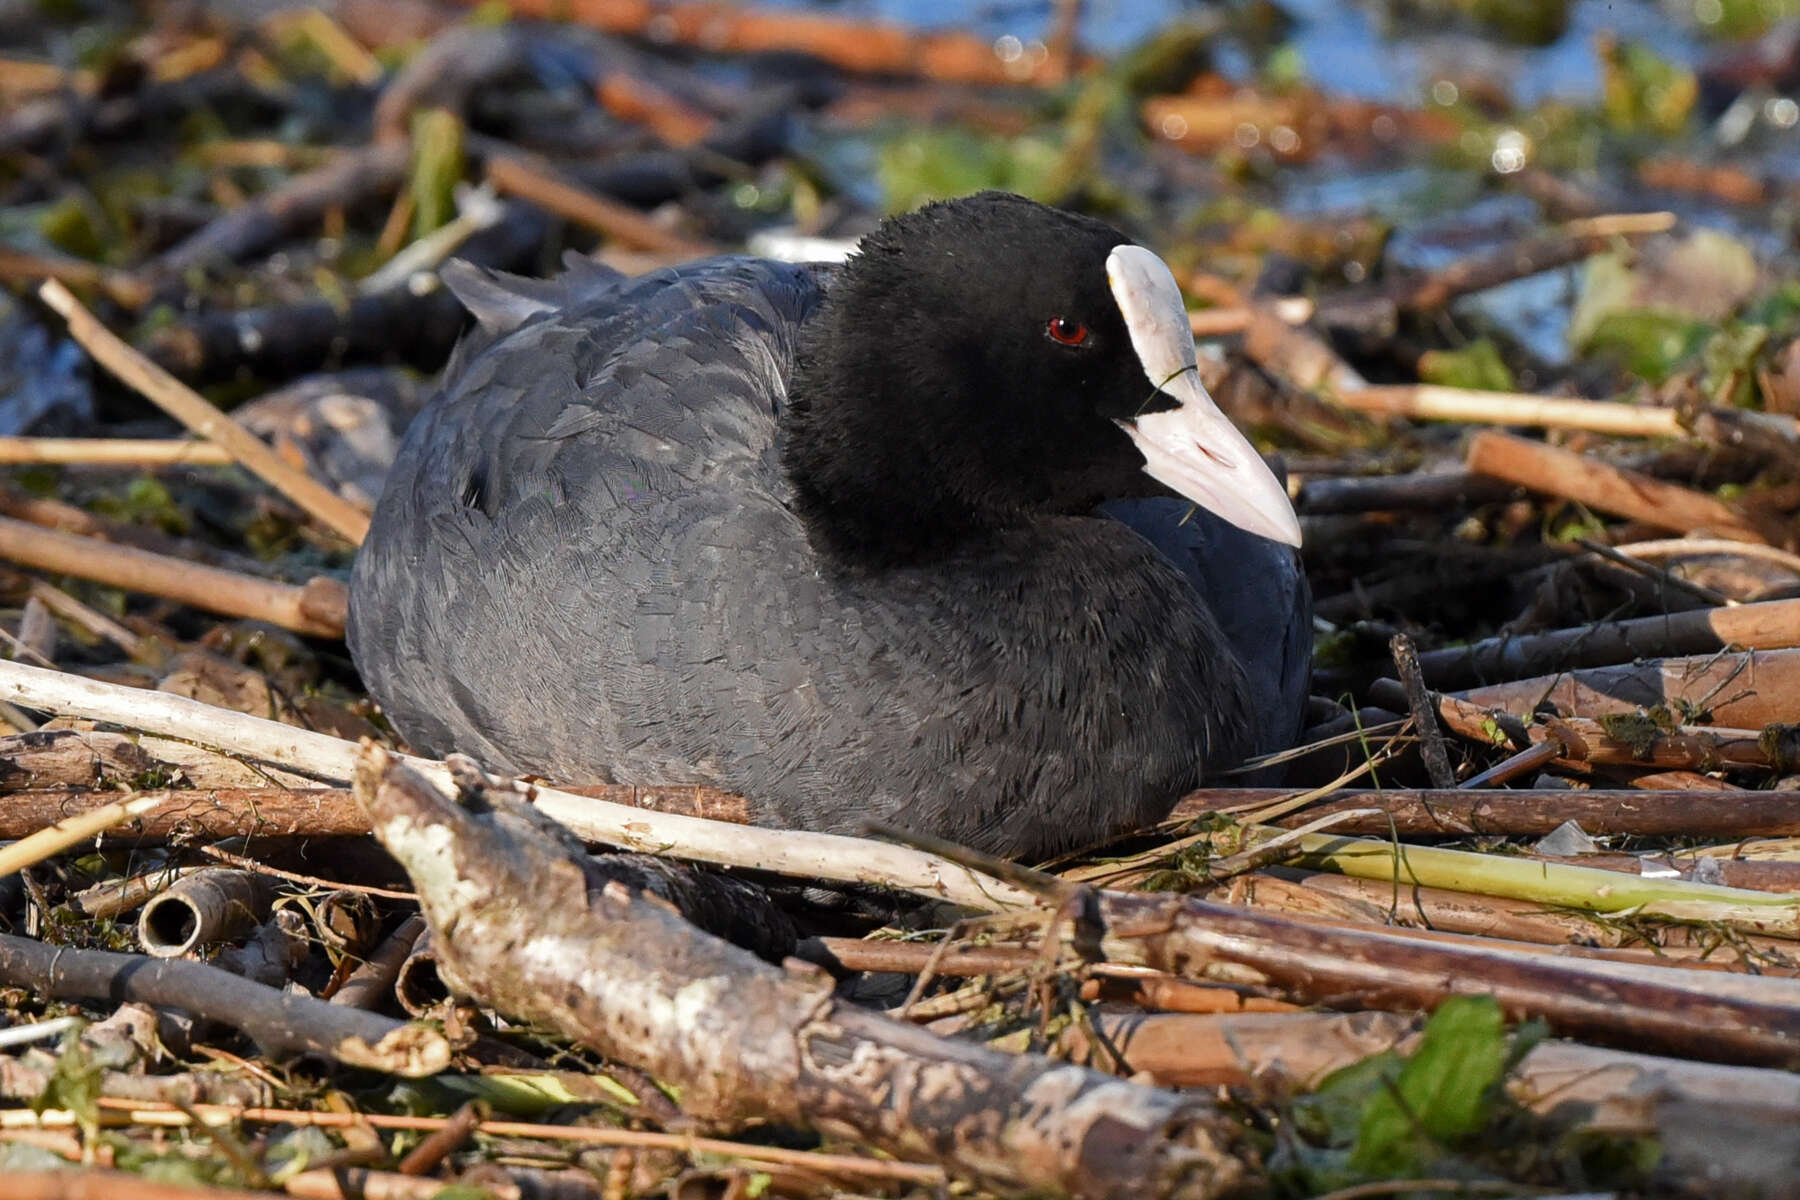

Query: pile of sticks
[3,3,1800,1199]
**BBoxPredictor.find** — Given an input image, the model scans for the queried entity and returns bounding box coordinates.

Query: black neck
[782,399,991,569]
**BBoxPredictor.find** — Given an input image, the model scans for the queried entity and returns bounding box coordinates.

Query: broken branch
[357,743,1257,1198]
[0,514,346,638]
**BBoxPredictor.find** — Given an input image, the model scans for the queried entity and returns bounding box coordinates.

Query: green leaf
[1294,1049,1407,1148]
[1570,231,1755,379]
[1693,0,1800,40]
[39,194,107,261]
[37,1026,101,1143]
[1350,995,1509,1174]
[89,475,191,536]
[1418,338,1514,392]
[1702,322,1770,408]
[876,129,1061,214]
[1583,310,1710,383]
[1599,40,1697,136]
[1567,251,1636,350]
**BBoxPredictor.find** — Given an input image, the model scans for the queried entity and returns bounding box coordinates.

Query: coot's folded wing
[348,257,825,771]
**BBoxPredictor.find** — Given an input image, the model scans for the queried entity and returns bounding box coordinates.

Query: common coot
[349,192,1310,859]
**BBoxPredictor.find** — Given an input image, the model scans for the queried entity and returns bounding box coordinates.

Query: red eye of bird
[1046,317,1089,346]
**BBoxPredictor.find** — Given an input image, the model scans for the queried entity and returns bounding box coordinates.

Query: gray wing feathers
[352,257,822,778]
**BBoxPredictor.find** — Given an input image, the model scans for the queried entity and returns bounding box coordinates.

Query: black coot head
[785,191,1299,565]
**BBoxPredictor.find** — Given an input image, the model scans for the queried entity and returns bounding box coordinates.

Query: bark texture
[353,745,1259,1200]
[1094,892,1800,1068]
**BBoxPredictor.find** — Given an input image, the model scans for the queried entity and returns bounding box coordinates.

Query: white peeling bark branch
[353,744,1258,1200]
[0,659,1035,910]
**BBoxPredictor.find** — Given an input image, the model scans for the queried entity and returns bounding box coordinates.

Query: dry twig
[0,438,235,467]
[485,153,716,257]
[1170,787,1800,838]
[0,515,346,637]
[0,933,449,1073]
[0,794,166,877]
[37,281,373,544]
[1467,430,1777,544]
[1412,596,1800,687]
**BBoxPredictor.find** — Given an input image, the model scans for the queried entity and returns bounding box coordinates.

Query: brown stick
[0,244,151,309]
[1045,0,1083,82]
[0,794,166,875]
[67,861,200,919]
[1079,971,1298,1015]
[1168,787,1800,838]
[153,143,410,274]
[62,1100,950,1183]
[358,744,1258,1198]
[1389,633,1456,788]
[1638,155,1770,205]
[0,932,449,1074]
[1064,1007,1800,1124]
[485,153,716,257]
[11,778,1798,844]
[1411,596,1800,687]
[1452,647,1800,729]
[285,1168,460,1200]
[136,869,271,957]
[1063,1013,1800,1194]
[393,932,449,1017]
[472,0,1085,87]
[1308,212,1674,343]
[37,281,373,545]
[1430,693,1791,773]
[0,514,346,638]
[1240,300,1369,396]
[1296,470,1511,514]
[1342,385,1692,437]
[1617,537,1800,575]
[1222,876,1792,977]
[29,581,144,658]
[805,936,1038,977]
[1575,535,1733,607]
[0,438,235,467]
[1456,738,1561,788]
[0,482,279,580]
[1187,297,1313,339]
[596,74,716,146]
[1394,212,1676,310]
[1625,768,1743,790]
[1188,272,1369,398]
[1242,871,1797,971]
[4,1173,279,1200]
[395,1101,483,1176]
[0,728,323,795]
[809,936,1295,1010]
[1099,891,1800,1067]
[331,915,428,1009]
[1466,430,1776,543]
